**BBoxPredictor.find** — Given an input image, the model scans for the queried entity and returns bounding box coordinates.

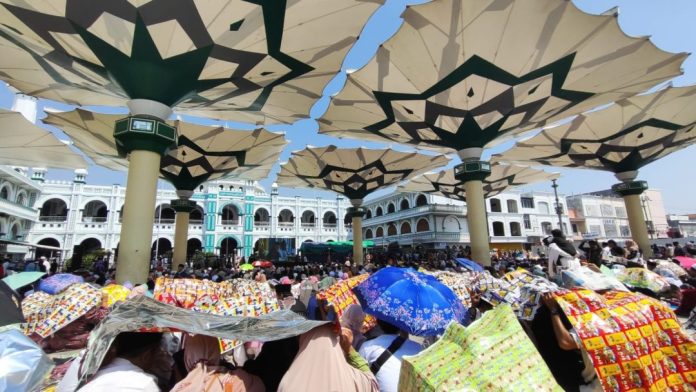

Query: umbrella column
[454,149,492,266]
[172,191,197,268]
[348,200,366,265]
[612,172,653,258]
[115,100,177,284]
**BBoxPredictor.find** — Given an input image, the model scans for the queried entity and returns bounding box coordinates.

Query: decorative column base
[172,199,197,268]
[612,181,653,258]
[114,111,178,284]
[347,206,366,266]
[455,160,492,266]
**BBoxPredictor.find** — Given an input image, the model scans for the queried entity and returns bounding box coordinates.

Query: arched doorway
[301,210,316,226]
[187,238,202,258]
[492,222,505,237]
[36,238,60,260]
[278,209,294,226]
[219,237,238,262]
[416,194,427,207]
[40,198,68,222]
[152,238,172,259]
[400,199,410,210]
[401,222,412,234]
[416,218,430,232]
[254,208,270,226]
[387,223,397,236]
[72,237,102,271]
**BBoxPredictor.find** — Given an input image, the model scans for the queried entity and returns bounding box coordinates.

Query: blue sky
[3,0,696,212]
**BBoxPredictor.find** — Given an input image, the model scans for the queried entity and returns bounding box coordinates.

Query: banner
[555,289,696,391]
[399,304,562,391]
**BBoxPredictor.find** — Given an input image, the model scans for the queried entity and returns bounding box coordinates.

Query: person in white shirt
[358,319,423,392]
[58,332,164,392]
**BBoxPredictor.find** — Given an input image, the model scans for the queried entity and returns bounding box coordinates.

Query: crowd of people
[3,234,696,391]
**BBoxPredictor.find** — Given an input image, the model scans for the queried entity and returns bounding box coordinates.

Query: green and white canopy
[400,164,559,202]
[0,108,87,169]
[276,146,449,201]
[44,109,287,190]
[0,0,382,123]
[494,86,696,175]
[319,0,686,152]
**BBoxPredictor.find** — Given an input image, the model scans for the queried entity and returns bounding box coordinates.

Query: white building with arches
[27,169,352,262]
[0,166,41,259]
[361,190,572,252]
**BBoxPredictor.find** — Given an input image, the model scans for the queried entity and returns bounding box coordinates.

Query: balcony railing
[278,222,294,227]
[221,219,239,225]
[189,219,203,225]
[301,223,316,228]
[254,221,270,227]
[82,216,107,223]
[39,215,68,222]
[156,218,176,224]
[323,223,337,228]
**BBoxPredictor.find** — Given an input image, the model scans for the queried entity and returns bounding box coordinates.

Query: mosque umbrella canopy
[276,146,450,201]
[492,86,696,175]
[0,0,383,123]
[400,164,560,202]
[0,108,87,169]
[318,0,687,152]
[43,108,287,189]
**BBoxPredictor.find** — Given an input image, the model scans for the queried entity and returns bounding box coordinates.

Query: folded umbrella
[2,271,46,291]
[454,258,484,272]
[239,264,254,272]
[353,267,467,336]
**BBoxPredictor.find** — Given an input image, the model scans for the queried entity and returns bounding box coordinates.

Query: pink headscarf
[183,334,221,371]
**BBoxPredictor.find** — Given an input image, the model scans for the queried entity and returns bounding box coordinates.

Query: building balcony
[323,223,337,228]
[39,215,67,222]
[364,204,465,225]
[221,219,239,226]
[82,216,107,223]
[190,219,203,225]
[0,198,39,221]
[490,235,527,243]
[369,231,470,245]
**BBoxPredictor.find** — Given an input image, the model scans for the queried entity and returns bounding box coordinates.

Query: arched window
[387,203,395,214]
[416,194,427,207]
[83,200,108,222]
[507,200,518,213]
[375,227,384,237]
[301,210,315,225]
[401,222,412,234]
[189,206,205,224]
[154,204,176,223]
[0,186,8,200]
[39,198,68,222]
[541,222,553,234]
[376,207,383,216]
[387,223,397,236]
[416,218,430,232]
[10,223,20,240]
[442,215,460,232]
[400,199,410,210]
[365,209,372,219]
[510,222,522,236]
[365,229,373,239]
[16,192,27,207]
[255,208,270,225]
[278,209,294,224]
[538,202,550,215]
[489,198,502,213]
[492,221,505,237]
[322,211,336,226]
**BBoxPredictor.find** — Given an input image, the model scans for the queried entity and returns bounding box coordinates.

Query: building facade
[360,190,572,252]
[566,189,668,241]
[27,170,352,262]
[0,166,41,259]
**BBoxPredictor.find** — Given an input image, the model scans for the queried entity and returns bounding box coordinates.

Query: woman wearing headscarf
[171,334,265,392]
[340,304,367,350]
[278,324,379,392]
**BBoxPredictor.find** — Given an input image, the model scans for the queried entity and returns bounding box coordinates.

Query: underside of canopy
[0,0,382,123]
[276,146,449,201]
[44,109,287,190]
[0,108,87,169]
[400,164,560,202]
[493,86,696,174]
[319,0,686,153]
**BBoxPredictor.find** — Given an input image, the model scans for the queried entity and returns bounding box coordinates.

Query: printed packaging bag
[555,289,696,391]
[316,274,376,331]
[22,283,101,338]
[399,304,562,392]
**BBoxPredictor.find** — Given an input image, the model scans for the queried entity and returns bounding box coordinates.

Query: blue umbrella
[353,267,468,336]
[455,258,484,272]
[38,273,83,295]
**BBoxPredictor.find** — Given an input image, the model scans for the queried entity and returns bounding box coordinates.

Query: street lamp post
[551,179,564,234]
